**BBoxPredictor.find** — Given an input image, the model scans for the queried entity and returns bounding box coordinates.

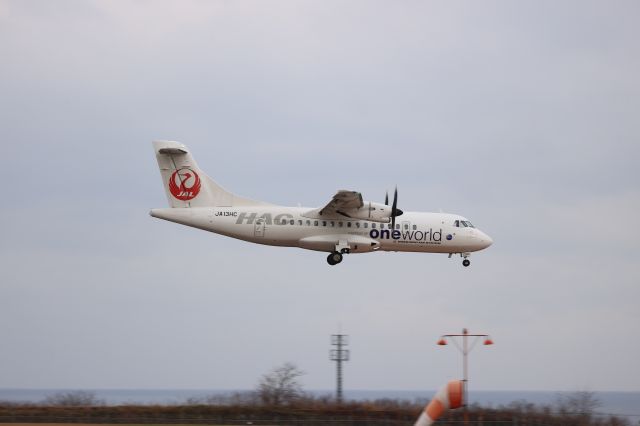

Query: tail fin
[152,140,266,208]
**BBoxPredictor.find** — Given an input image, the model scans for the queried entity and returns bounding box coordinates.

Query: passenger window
[330,221,335,227]
[338,222,343,227]
[355,222,360,228]
[454,220,460,227]
[306,220,311,226]
[347,222,352,227]
[372,223,376,229]
[298,220,302,225]
[322,221,327,226]
[282,219,287,225]
[314,220,318,226]
[404,224,408,230]
[413,225,417,230]
[290,220,294,225]
[364,223,368,228]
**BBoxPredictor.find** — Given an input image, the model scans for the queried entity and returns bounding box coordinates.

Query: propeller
[385,187,403,229]
[391,187,398,229]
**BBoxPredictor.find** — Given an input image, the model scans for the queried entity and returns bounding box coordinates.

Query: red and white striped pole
[414,380,464,426]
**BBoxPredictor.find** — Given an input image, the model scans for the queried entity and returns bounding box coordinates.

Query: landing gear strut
[450,252,471,267]
[327,251,343,265]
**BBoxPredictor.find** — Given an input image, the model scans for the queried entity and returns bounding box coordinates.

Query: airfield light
[437,328,493,426]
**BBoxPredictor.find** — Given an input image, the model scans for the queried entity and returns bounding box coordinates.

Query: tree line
[0,363,631,425]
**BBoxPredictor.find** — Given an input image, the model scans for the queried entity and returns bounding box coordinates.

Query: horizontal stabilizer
[158,147,188,155]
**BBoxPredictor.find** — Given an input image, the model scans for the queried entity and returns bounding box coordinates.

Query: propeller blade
[385,191,389,206]
[391,187,398,229]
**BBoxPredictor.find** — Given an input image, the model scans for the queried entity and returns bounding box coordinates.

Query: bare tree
[43,390,104,406]
[555,390,601,424]
[256,362,305,406]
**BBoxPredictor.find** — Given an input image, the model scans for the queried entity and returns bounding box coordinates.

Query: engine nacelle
[338,201,395,223]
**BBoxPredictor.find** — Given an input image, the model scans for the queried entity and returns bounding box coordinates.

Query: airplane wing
[303,190,393,222]
[318,190,364,216]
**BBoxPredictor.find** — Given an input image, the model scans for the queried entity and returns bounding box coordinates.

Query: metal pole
[463,328,469,426]
[437,328,493,426]
[336,340,343,403]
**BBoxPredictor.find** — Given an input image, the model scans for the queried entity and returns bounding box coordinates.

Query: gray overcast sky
[1,0,639,394]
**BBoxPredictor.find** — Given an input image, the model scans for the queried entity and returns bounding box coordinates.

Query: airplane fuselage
[150,206,492,254]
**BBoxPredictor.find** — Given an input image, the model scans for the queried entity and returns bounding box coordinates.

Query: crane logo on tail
[169,168,201,201]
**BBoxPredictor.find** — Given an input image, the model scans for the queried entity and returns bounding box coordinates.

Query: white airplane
[150,140,492,266]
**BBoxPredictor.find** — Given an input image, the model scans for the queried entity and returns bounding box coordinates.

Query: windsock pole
[437,328,494,425]
[414,380,464,426]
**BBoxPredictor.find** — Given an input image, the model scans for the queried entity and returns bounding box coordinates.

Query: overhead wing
[319,190,364,216]
[303,190,393,222]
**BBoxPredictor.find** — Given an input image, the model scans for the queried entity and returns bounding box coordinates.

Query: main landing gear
[327,251,343,265]
[327,243,351,265]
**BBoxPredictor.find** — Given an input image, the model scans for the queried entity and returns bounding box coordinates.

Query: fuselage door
[254,218,266,237]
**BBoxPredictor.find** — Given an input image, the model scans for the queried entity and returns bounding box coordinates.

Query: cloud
[0,0,639,392]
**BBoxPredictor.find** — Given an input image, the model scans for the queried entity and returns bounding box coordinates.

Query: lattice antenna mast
[330,334,349,403]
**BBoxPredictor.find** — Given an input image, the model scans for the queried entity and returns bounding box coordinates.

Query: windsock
[414,380,464,426]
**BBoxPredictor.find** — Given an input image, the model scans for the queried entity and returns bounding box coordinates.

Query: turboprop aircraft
[150,140,492,266]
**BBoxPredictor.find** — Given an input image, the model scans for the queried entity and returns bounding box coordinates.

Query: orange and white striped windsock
[414,380,464,426]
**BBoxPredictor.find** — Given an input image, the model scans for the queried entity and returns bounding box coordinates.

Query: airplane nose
[479,231,493,249]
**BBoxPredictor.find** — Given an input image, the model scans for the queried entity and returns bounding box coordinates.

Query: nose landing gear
[449,252,471,267]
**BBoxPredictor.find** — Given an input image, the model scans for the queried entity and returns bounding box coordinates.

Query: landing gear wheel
[462,259,471,267]
[327,252,343,265]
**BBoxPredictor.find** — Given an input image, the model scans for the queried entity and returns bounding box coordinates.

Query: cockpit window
[454,220,475,228]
